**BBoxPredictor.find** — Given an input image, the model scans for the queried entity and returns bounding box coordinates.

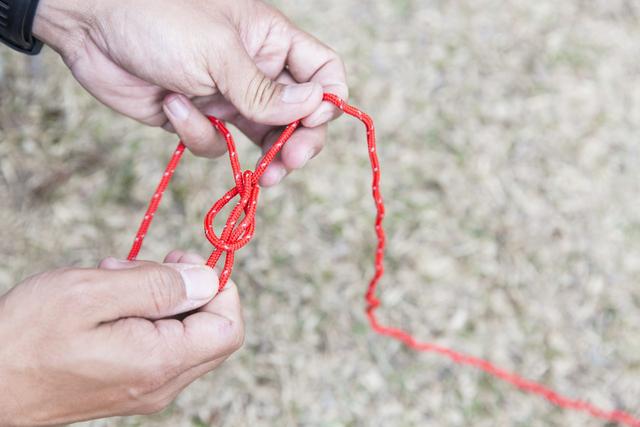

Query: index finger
[285,28,349,128]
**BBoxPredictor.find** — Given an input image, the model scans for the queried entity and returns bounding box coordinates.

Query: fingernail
[176,265,219,301]
[166,96,190,120]
[282,82,316,104]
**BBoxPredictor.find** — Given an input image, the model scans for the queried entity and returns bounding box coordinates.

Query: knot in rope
[127,113,300,291]
[198,115,301,289]
[203,169,260,287]
[204,169,258,252]
[126,93,640,427]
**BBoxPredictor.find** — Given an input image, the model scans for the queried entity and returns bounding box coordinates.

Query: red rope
[128,93,640,426]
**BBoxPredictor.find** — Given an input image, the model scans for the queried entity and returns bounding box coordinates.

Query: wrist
[32,0,95,58]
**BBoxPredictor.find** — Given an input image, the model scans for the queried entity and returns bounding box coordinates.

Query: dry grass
[2,0,640,426]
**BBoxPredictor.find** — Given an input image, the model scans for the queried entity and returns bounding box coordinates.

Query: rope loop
[203,168,260,287]
[203,185,258,252]
[127,93,640,427]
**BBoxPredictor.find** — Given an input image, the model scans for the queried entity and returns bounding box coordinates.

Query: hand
[0,251,244,426]
[33,0,348,186]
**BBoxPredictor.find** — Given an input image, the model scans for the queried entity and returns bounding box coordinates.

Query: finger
[154,280,244,368]
[259,158,289,187]
[134,353,229,415]
[163,93,227,158]
[209,31,324,125]
[100,256,203,271]
[191,102,325,185]
[194,70,307,144]
[194,72,328,181]
[99,257,145,270]
[253,123,326,186]
[92,261,219,320]
[163,250,186,264]
[279,124,327,171]
[175,252,206,265]
[162,250,206,265]
[260,71,328,171]
[285,29,349,128]
[173,253,220,278]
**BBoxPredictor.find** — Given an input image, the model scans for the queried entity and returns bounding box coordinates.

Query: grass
[2,0,640,426]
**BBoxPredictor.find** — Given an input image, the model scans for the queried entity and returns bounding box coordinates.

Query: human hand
[33,0,348,186]
[0,251,243,426]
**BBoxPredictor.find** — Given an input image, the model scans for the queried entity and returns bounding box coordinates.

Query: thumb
[212,34,324,125]
[96,259,219,320]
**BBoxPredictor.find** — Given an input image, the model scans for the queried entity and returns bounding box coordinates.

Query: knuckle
[187,77,216,98]
[191,79,216,97]
[186,56,217,97]
[20,269,102,324]
[140,266,182,314]
[57,270,101,307]
[230,324,245,352]
[206,30,236,93]
[194,317,244,360]
[323,50,349,98]
[243,72,277,121]
[328,47,347,73]
[327,46,341,62]
[156,324,189,370]
[338,80,350,100]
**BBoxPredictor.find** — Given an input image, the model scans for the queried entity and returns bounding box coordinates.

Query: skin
[33,0,348,186]
[0,0,347,424]
[0,251,244,426]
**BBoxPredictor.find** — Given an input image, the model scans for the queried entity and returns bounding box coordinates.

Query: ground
[1,0,640,426]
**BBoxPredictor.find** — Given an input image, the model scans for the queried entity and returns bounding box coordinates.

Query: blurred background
[2,0,640,425]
